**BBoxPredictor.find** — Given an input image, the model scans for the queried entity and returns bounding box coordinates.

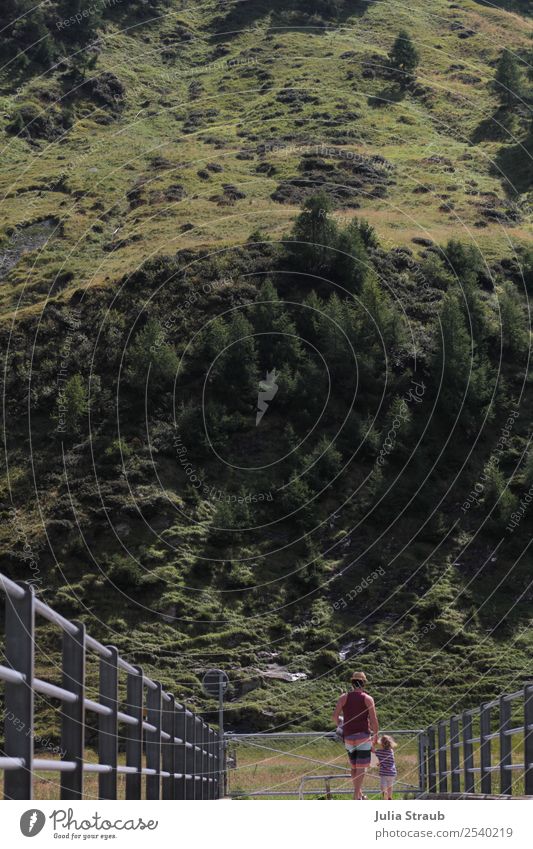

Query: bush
[56,374,87,434]
[104,438,133,463]
[311,649,338,673]
[107,555,143,589]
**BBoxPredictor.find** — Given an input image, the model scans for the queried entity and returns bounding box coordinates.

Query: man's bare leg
[351,766,366,799]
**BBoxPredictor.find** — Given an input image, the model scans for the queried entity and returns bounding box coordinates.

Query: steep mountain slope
[0,0,532,736]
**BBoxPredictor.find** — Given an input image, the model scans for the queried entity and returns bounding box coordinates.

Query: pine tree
[493,49,522,109]
[444,239,483,280]
[57,0,104,46]
[303,435,342,492]
[388,30,419,88]
[521,247,533,295]
[433,291,471,413]
[299,290,324,348]
[270,311,303,373]
[5,1,54,66]
[253,279,281,368]
[316,294,350,377]
[499,282,527,356]
[359,275,400,350]
[289,192,339,276]
[332,220,369,295]
[222,312,258,403]
[126,318,178,392]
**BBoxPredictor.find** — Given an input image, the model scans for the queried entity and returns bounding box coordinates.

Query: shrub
[56,374,87,434]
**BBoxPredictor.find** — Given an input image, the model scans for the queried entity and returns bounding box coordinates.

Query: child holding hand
[374,734,397,800]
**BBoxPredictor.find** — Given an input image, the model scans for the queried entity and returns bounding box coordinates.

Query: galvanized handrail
[424,681,533,797]
[226,728,426,799]
[0,574,223,800]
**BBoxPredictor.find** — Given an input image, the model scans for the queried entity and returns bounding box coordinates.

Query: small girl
[374,734,397,799]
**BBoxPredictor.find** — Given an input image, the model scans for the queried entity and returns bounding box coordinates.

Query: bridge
[1,573,532,800]
[0,574,222,800]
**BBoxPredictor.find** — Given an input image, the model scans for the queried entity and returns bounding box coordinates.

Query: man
[332,671,379,800]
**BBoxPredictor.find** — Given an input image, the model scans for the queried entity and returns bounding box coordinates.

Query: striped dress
[375,748,397,776]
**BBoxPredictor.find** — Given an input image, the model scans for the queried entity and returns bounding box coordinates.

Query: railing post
[427,726,437,793]
[480,703,492,795]
[125,665,143,800]
[524,683,533,796]
[208,726,214,799]
[215,728,221,799]
[146,682,162,799]
[171,697,179,800]
[450,715,461,794]
[220,728,225,798]
[0,574,218,802]
[437,721,447,793]
[199,720,206,800]
[162,694,175,800]
[4,582,35,800]
[499,695,512,796]
[417,731,427,793]
[61,621,86,800]
[463,711,474,794]
[175,703,186,800]
[204,721,211,799]
[195,716,203,799]
[185,712,195,800]
[99,646,118,800]
[205,722,210,799]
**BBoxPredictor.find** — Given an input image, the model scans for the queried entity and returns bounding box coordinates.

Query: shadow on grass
[368,84,406,108]
[208,0,372,42]
[494,133,533,195]
[471,108,517,144]
[471,0,531,16]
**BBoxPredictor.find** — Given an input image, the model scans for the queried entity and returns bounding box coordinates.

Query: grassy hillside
[1,0,532,744]
[1,0,532,315]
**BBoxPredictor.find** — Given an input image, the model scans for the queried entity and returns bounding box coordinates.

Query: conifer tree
[388,29,420,88]
[289,192,339,276]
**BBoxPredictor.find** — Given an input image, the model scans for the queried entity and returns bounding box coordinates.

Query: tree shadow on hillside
[367,84,406,108]
[471,0,531,16]
[471,108,516,144]
[494,135,533,195]
[209,0,373,42]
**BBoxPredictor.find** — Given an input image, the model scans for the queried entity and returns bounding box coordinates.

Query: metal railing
[0,574,223,800]
[226,729,424,798]
[424,681,533,798]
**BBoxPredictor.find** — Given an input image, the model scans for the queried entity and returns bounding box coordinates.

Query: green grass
[0,0,531,318]
[227,735,420,799]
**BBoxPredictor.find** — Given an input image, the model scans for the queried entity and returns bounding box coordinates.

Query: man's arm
[365,694,379,742]
[332,694,347,726]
